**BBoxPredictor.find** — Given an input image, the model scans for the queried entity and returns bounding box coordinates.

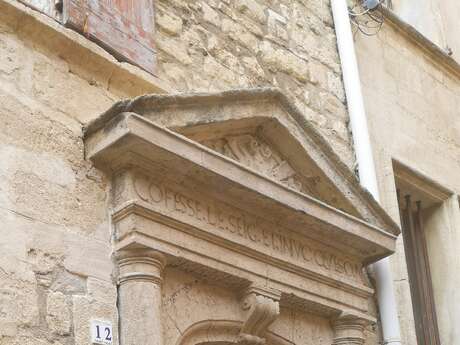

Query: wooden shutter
[62,0,156,74]
[398,193,441,345]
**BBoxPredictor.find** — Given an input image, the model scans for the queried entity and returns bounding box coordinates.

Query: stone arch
[176,320,294,345]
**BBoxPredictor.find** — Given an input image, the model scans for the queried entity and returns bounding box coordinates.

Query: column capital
[331,312,369,345]
[115,248,166,285]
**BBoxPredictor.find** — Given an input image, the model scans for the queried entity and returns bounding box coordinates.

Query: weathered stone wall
[0,1,365,345]
[154,0,354,166]
[0,3,121,344]
[355,20,460,345]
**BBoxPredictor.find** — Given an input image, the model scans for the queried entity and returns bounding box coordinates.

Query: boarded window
[397,194,441,345]
[394,161,449,345]
[18,0,156,74]
[63,0,156,73]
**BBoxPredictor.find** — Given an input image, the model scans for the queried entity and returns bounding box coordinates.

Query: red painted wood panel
[63,0,156,74]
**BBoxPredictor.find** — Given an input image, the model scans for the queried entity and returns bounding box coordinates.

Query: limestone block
[236,0,267,24]
[259,41,310,82]
[0,321,17,337]
[51,270,87,295]
[242,56,266,79]
[0,283,39,328]
[157,12,183,36]
[87,277,117,305]
[327,71,346,102]
[221,19,258,51]
[267,9,289,42]
[0,336,50,345]
[63,234,113,281]
[73,295,118,345]
[46,291,71,335]
[201,2,221,27]
[157,36,192,65]
[203,56,239,86]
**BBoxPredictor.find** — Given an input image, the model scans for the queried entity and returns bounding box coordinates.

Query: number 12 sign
[90,320,113,345]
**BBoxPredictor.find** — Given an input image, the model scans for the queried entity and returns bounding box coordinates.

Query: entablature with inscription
[84,88,399,321]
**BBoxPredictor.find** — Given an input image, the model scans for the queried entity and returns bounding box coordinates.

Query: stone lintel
[86,112,396,262]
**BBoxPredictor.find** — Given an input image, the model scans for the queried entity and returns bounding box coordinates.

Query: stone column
[331,313,368,345]
[116,248,166,345]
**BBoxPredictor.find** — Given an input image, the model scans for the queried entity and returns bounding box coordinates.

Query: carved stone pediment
[201,134,305,194]
[84,88,399,329]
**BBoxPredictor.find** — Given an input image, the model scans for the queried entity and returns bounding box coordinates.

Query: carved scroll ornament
[238,285,282,345]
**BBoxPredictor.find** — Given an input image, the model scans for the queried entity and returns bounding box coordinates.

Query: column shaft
[117,249,166,345]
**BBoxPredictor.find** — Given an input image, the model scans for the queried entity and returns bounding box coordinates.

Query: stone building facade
[0,0,458,345]
[355,4,460,344]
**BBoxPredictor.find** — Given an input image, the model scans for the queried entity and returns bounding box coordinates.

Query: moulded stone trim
[84,88,400,238]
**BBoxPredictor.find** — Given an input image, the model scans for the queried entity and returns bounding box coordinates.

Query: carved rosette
[238,285,282,345]
[331,312,369,345]
[202,135,304,193]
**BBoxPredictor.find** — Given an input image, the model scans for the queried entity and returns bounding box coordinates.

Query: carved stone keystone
[238,285,282,345]
[116,248,166,345]
[331,312,369,345]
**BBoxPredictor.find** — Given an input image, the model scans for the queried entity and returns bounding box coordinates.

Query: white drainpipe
[330,1,402,344]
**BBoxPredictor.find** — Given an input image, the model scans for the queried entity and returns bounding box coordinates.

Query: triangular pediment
[83,88,400,320]
[86,88,398,236]
[178,121,362,220]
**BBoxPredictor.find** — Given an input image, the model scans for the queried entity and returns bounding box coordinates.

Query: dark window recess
[19,0,156,74]
[397,192,441,345]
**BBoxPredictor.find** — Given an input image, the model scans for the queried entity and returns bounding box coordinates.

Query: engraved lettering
[207,205,217,226]
[314,250,324,268]
[134,175,151,202]
[132,175,362,281]
[301,244,312,262]
[246,221,258,242]
[262,229,271,247]
[165,188,174,209]
[174,194,185,213]
[186,197,196,217]
[228,215,238,234]
[195,201,203,221]
[272,232,280,251]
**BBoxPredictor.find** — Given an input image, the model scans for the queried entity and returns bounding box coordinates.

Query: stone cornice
[88,112,396,260]
[84,89,401,237]
[381,6,460,80]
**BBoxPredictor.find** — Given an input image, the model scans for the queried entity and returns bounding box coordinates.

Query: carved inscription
[202,135,305,192]
[133,174,363,281]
